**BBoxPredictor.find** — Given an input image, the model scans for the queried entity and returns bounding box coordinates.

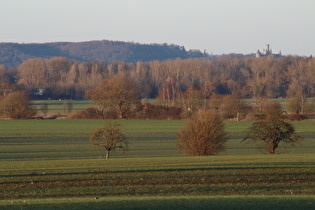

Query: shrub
[2,91,36,119]
[177,111,228,156]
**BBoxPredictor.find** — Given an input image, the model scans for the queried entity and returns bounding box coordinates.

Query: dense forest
[0,40,207,68]
[1,55,314,101]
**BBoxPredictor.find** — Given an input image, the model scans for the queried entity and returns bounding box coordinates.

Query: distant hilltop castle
[256,44,281,58]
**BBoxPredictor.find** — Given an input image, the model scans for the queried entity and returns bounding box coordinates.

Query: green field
[31,100,93,114]
[0,119,315,209]
[0,120,314,160]
[2,196,315,210]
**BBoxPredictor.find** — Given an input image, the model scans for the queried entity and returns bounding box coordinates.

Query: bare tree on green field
[40,103,49,117]
[90,123,128,159]
[63,101,73,114]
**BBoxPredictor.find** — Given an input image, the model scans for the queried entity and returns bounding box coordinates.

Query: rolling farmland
[0,119,314,209]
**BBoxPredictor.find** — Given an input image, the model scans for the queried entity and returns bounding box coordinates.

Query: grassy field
[0,119,185,160]
[1,196,315,210]
[0,119,315,209]
[1,155,315,209]
[0,119,314,160]
[31,100,93,114]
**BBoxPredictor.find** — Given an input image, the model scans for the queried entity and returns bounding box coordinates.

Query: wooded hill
[0,40,207,68]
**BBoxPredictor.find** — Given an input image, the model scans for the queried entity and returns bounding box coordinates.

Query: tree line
[90,103,303,159]
[1,55,314,101]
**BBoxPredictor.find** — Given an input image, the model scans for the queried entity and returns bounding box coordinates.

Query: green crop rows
[0,119,315,209]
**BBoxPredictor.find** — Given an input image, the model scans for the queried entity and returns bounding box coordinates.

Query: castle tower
[256,44,281,58]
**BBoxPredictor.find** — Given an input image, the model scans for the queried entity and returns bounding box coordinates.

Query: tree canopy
[244,101,303,154]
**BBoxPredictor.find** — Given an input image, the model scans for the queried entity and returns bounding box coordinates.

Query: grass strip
[1,196,315,210]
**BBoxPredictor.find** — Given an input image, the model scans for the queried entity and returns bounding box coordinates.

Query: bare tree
[63,101,73,114]
[90,123,128,159]
[287,97,315,120]
[158,76,179,107]
[2,91,36,119]
[287,58,313,98]
[87,76,138,119]
[220,94,249,121]
[177,111,228,156]
[40,103,49,117]
[17,58,47,90]
[178,86,204,118]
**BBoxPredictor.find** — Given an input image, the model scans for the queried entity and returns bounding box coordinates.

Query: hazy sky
[1,0,314,56]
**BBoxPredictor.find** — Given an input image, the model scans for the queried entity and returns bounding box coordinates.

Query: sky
[0,0,314,56]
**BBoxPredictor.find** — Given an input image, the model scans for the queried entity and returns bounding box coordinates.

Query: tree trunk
[117,103,125,119]
[106,150,110,159]
[301,96,304,115]
[118,112,124,119]
[269,142,278,154]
